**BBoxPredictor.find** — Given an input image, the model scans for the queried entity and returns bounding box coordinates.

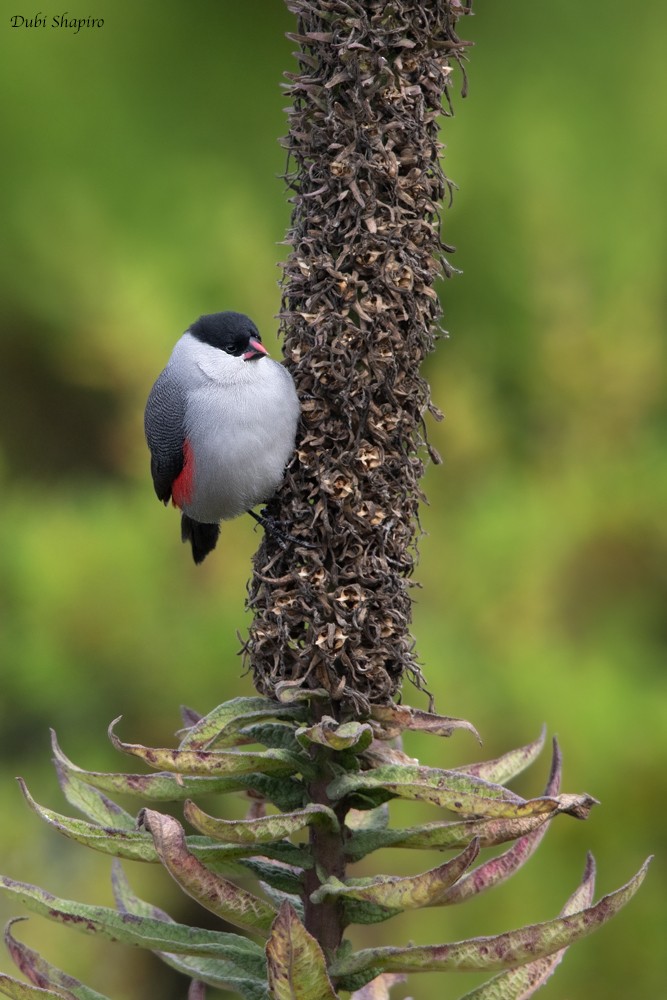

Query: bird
[144,311,300,564]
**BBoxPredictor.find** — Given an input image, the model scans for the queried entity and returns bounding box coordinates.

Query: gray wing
[144,368,187,503]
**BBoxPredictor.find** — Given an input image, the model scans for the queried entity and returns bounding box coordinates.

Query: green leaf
[345,811,554,862]
[53,756,135,831]
[111,863,269,999]
[52,732,254,801]
[4,919,110,1000]
[139,809,277,934]
[330,857,652,983]
[18,780,158,863]
[0,975,71,999]
[441,739,594,907]
[109,719,304,777]
[178,698,304,751]
[238,859,304,896]
[0,875,266,962]
[344,741,594,863]
[328,764,551,818]
[453,727,547,785]
[296,719,373,753]
[20,781,291,872]
[184,800,337,844]
[237,723,302,753]
[265,902,339,999]
[456,854,598,1000]
[238,775,306,813]
[312,839,480,922]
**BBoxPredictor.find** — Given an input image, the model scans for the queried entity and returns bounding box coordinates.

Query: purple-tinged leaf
[111,862,269,998]
[178,698,304,751]
[345,811,554,861]
[350,973,408,999]
[180,705,203,728]
[184,800,338,844]
[312,839,480,918]
[456,854,598,999]
[296,718,373,752]
[345,743,593,863]
[4,919,109,1000]
[139,809,277,934]
[454,728,546,785]
[52,731,252,801]
[17,780,158,863]
[20,779,302,872]
[361,743,418,767]
[108,718,305,777]
[441,739,595,907]
[0,974,70,999]
[328,764,549,817]
[53,756,135,831]
[369,705,480,743]
[0,875,265,961]
[265,902,339,999]
[330,857,651,981]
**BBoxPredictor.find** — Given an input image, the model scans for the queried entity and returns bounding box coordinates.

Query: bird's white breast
[169,334,299,523]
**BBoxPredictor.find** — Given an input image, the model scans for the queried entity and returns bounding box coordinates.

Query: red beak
[243,338,269,361]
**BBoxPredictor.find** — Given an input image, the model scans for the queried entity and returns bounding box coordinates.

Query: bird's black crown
[189,312,262,357]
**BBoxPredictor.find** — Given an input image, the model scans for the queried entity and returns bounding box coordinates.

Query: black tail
[181,515,220,564]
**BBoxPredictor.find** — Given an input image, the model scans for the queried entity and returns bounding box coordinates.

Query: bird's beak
[243,338,269,361]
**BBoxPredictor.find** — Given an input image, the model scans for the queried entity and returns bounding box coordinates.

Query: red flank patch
[172,439,194,508]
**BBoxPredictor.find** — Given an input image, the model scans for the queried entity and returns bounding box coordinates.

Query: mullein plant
[0,2,649,997]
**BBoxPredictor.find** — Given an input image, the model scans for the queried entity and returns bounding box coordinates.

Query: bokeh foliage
[0,1,664,997]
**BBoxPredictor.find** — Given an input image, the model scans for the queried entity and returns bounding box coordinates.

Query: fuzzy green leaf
[345,812,554,862]
[0,875,266,962]
[312,839,480,922]
[456,854,598,1000]
[330,857,651,983]
[441,738,572,906]
[111,863,269,999]
[184,800,337,844]
[19,781,289,872]
[296,719,373,753]
[238,859,304,896]
[4,919,109,1000]
[139,809,277,934]
[328,764,551,817]
[265,902,339,999]
[178,698,304,751]
[109,719,304,777]
[18,780,158,863]
[344,741,592,863]
[52,732,256,801]
[236,723,302,753]
[453,728,547,786]
[0,975,71,999]
[53,758,135,831]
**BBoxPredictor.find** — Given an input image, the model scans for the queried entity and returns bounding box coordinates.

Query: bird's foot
[248,509,316,550]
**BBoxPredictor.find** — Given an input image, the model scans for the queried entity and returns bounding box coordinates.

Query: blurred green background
[0,1,664,997]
